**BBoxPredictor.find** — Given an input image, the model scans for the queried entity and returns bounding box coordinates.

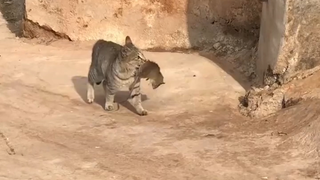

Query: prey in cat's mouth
[131,60,165,90]
[146,77,165,89]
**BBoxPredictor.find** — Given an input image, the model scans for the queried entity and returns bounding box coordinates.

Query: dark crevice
[263,65,284,86]
[0,0,25,36]
[23,19,72,41]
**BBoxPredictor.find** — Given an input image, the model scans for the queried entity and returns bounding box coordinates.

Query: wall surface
[257,0,320,83]
[284,0,320,73]
[25,0,320,86]
[24,0,261,49]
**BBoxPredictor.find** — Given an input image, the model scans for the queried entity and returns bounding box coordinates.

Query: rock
[239,87,285,118]
[213,42,221,50]
[24,0,261,49]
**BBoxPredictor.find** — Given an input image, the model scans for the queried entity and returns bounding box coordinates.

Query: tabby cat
[87,36,148,115]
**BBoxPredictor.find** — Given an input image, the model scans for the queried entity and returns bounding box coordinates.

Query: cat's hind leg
[87,76,95,104]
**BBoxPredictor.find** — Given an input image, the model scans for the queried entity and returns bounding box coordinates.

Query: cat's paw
[87,97,94,104]
[104,104,114,111]
[138,109,148,116]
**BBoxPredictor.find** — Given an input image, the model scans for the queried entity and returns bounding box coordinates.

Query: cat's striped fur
[87,36,148,115]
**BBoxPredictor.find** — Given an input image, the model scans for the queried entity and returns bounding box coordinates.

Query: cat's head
[120,36,147,67]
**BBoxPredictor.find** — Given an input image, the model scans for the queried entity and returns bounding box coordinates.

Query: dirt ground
[1,11,320,180]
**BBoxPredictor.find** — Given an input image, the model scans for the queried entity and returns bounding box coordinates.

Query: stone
[213,42,221,50]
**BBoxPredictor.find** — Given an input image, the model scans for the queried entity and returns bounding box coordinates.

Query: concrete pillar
[257,0,286,84]
[257,0,320,84]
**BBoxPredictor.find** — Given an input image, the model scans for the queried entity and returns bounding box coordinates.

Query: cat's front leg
[103,81,116,111]
[130,78,147,116]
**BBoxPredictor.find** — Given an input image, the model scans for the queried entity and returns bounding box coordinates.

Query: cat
[87,36,148,115]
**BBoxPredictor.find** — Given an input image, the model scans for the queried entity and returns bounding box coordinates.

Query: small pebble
[213,42,221,49]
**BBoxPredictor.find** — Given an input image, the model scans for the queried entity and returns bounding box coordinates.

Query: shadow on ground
[71,76,149,114]
[0,0,25,36]
[200,51,253,90]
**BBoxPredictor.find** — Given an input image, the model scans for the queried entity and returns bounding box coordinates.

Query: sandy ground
[0,13,320,180]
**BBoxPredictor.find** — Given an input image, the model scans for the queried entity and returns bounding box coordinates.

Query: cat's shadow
[71,76,148,114]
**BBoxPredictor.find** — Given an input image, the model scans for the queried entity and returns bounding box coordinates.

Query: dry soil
[0,11,320,180]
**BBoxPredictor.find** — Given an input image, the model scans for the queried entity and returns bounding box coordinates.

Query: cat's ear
[125,36,132,45]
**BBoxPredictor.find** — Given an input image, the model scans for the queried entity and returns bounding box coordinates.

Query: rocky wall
[24,0,261,50]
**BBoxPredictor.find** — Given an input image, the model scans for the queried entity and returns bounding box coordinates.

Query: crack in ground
[0,132,15,155]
